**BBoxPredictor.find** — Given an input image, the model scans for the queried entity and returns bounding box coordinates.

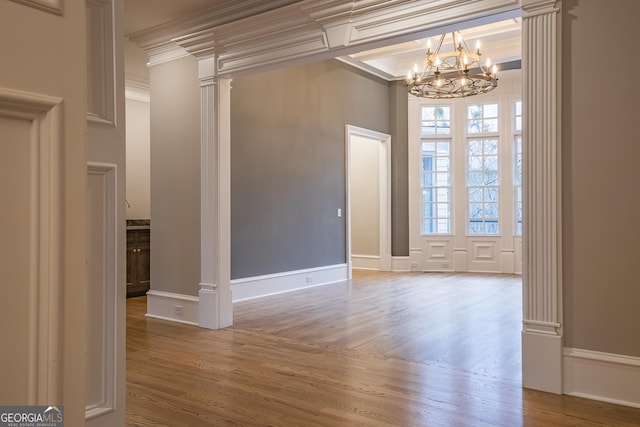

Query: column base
[522,328,563,393]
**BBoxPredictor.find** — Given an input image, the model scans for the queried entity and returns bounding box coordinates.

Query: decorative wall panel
[87,0,116,127]
[85,163,117,419]
[0,88,63,404]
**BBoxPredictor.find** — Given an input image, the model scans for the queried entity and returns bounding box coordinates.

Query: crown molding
[144,41,190,67]
[130,0,521,77]
[335,56,396,81]
[9,0,62,15]
[124,81,150,103]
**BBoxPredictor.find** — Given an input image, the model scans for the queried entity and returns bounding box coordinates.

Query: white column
[521,0,563,393]
[198,56,233,329]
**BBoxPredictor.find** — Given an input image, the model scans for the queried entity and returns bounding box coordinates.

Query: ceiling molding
[130,0,521,77]
[335,56,397,81]
[125,81,150,103]
[145,42,191,67]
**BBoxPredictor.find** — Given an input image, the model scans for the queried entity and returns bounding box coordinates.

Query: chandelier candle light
[406,31,498,98]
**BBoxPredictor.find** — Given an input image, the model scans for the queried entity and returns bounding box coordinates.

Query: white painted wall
[351,135,381,257]
[125,96,151,219]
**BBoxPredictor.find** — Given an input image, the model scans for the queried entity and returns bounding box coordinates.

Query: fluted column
[198,56,233,329]
[521,0,563,393]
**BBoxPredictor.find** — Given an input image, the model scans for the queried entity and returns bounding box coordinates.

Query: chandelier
[406,31,498,99]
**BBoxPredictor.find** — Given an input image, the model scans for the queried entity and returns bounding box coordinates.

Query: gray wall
[562,0,640,357]
[149,55,201,295]
[389,81,409,257]
[231,59,392,279]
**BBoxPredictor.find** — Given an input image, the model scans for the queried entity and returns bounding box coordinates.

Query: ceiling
[123,0,221,35]
[123,0,521,82]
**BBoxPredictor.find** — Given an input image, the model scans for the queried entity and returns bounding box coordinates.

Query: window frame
[465,102,501,236]
[513,100,523,236]
[420,104,453,236]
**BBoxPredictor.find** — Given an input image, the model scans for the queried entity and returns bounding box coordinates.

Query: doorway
[345,125,392,279]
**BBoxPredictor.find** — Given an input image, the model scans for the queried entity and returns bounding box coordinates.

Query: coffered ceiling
[341,18,521,80]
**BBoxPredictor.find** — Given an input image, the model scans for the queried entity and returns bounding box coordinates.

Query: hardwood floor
[126,271,640,426]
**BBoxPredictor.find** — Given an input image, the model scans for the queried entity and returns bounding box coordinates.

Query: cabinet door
[137,230,150,289]
[126,246,136,287]
[126,230,136,288]
[137,245,151,288]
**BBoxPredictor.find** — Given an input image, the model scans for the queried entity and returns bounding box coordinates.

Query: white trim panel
[231,264,348,302]
[563,348,640,409]
[85,163,118,420]
[467,238,501,273]
[146,290,199,326]
[87,0,117,127]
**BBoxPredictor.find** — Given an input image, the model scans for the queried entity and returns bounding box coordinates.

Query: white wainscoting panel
[231,264,348,302]
[409,248,422,272]
[563,348,640,408]
[453,248,467,272]
[85,163,117,419]
[514,236,523,274]
[467,238,501,272]
[500,249,516,274]
[423,238,454,271]
[146,291,199,326]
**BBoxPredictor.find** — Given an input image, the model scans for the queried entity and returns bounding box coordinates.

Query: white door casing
[345,125,392,277]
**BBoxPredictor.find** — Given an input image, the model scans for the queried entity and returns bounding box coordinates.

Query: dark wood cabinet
[127,224,150,298]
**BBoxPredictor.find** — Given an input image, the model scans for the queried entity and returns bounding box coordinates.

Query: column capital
[522,0,560,17]
[198,56,217,82]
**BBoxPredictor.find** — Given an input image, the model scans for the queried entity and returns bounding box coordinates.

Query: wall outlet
[174,305,183,317]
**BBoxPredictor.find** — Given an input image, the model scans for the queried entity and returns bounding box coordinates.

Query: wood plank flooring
[126,271,640,426]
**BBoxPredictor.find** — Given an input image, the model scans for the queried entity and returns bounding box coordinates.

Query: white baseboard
[351,255,412,272]
[391,256,410,272]
[351,254,380,270]
[231,263,348,302]
[146,290,199,326]
[563,347,640,409]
